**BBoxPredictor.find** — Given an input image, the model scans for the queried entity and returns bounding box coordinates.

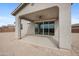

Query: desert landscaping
[0,32,79,56]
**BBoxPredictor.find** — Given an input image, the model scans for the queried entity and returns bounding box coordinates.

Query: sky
[71,3,79,24]
[0,3,79,27]
[0,3,19,26]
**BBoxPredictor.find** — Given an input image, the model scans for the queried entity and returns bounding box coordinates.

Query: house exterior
[12,3,71,49]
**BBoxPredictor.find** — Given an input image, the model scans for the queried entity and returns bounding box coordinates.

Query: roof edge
[11,3,29,16]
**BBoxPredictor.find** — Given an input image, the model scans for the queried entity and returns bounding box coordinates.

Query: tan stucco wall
[21,19,29,37]
[59,4,71,49]
[15,3,71,49]
[20,19,35,38]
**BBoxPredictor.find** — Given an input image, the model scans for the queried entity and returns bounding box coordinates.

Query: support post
[18,17,21,39]
[59,4,71,49]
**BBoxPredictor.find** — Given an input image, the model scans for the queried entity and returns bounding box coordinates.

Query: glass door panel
[35,24,39,34]
[49,22,54,35]
[39,22,43,35]
[44,22,48,35]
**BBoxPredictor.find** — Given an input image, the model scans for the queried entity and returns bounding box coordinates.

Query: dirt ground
[0,32,79,56]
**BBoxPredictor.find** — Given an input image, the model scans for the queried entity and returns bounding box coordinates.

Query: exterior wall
[21,19,30,37]
[21,20,35,38]
[15,17,35,38]
[15,3,71,49]
[26,23,35,35]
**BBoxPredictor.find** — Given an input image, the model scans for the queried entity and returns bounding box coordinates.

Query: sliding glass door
[35,21,54,35]
[35,22,43,35]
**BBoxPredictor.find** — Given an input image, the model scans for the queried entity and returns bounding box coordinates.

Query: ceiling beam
[19,16,34,22]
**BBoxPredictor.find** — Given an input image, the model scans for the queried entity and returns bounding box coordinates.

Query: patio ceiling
[20,6,59,22]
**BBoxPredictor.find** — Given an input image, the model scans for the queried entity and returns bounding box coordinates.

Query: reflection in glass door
[39,22,43,35]
[35,22,43,35]
[44,22,48,35]
[49,22,54,35]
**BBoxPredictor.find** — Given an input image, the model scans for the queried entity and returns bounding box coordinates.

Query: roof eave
[11,3,29,16]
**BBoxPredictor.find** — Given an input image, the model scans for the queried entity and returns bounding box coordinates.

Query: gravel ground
[0,32,79,56]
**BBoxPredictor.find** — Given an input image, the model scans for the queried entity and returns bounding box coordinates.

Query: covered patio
[12,3,71,49]
[19,6,59,48]
[19,6,59,37]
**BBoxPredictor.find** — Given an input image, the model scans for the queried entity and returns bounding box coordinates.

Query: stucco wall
[59,4,71,49]
[21,19,35,38]
[21,19,30,37]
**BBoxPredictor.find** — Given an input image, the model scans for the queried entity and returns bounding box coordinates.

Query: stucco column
[16,16,21,39]
[59,4,71,49]
[54,20,59,47]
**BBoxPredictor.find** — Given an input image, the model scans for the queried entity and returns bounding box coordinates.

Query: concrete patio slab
[22,35,58,49]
